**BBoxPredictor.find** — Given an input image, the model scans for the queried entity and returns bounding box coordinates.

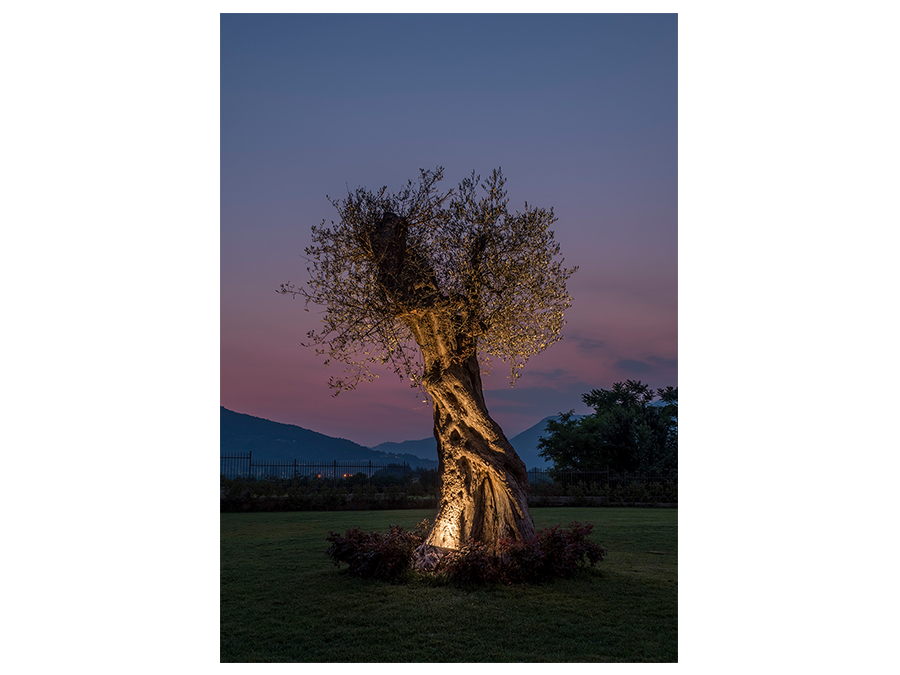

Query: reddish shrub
[437,522,606,584]
[325,519,430,581]
[325,520,605,584]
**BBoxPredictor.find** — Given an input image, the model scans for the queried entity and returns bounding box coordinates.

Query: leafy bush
[325,519,431,581]
[325,520,606,585]
[624,481,652,503]
[436,521,606,584]
[434,541,499,584]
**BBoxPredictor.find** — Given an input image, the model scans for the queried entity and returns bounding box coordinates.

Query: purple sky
[221,14,677,447]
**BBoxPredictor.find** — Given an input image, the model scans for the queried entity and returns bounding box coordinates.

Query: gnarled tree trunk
[368,213,535,565]
[411,321,535,563]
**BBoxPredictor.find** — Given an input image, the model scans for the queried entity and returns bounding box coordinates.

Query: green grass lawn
[221,507,677,662]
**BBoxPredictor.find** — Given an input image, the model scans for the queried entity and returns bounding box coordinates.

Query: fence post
[248,451,252,479]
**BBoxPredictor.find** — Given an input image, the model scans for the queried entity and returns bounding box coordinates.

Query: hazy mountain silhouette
[221,407,587,471]
[220,407,438,469]
[370,437,438,462]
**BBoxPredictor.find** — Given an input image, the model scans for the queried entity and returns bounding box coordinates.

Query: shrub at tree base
[325,520,431,581]
[325,520,606,584]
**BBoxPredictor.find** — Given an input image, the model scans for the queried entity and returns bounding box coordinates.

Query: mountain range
[221,407,574,470]
[220,407,439,469]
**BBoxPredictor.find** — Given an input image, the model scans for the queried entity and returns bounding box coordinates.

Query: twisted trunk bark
[402,297,535,569]
[368,212,535,567]
[420,354,535,554]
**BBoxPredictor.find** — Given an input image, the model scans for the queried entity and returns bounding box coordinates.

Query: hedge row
[529,480,678,503]
[221,490,437,513]
[220,477,677,512]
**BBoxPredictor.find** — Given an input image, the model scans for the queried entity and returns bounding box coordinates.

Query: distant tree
[538,380,677,474]
[655,386,679,471]
[280,167,576,559]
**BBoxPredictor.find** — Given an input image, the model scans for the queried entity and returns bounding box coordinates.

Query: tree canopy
[538,380,678,474]
[281,167,579,551]
[279,167,577,396]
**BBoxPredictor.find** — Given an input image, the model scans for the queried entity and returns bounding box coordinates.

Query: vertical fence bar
[220,452,254,480]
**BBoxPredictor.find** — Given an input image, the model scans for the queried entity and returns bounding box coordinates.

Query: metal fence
[222,454,673,489]
[220,452,413,481]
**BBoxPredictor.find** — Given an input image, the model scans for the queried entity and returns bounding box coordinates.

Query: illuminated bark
[369,212,535,559]
[420,352,535,554]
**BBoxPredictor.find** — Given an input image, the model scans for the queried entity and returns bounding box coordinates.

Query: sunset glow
[221,14,677,447]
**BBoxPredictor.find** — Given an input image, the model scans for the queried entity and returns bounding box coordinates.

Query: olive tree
[280,167,576,563]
